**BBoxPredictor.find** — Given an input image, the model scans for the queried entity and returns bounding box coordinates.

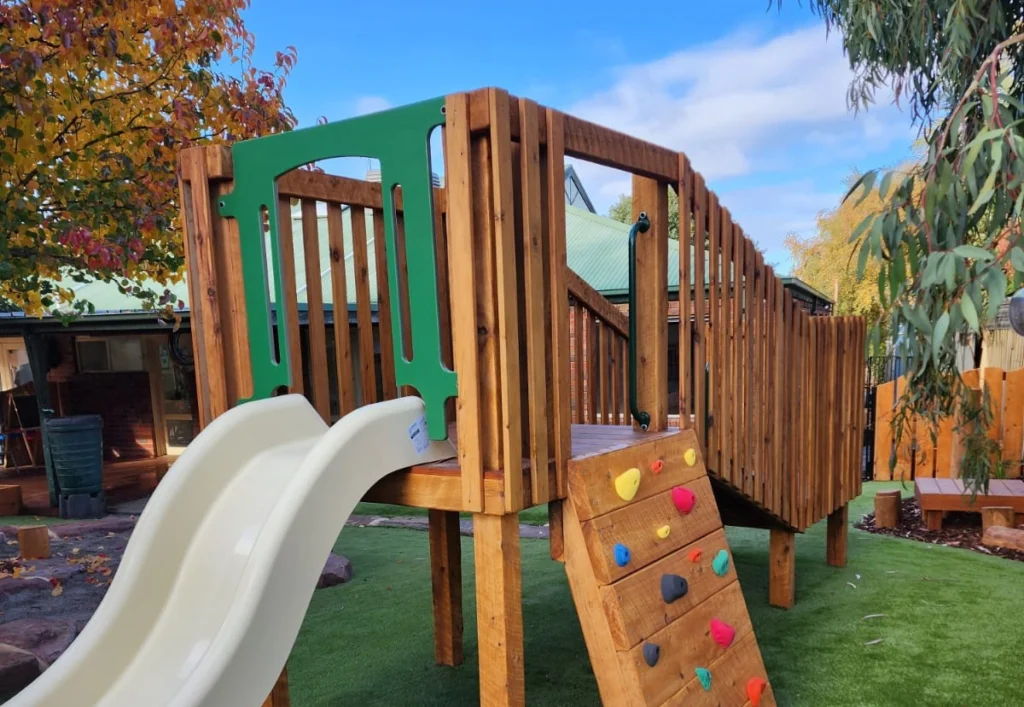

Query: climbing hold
[642,642,660,667]
[695,667,712,691]
[671,486,696,514]
[660,574,689,604]
[615,468,641,501]
[651,459,665,475]
[656,524,671,539]
[712,549,730,577]
[684,448,697,467]
[687,548,703,563]
[746,677,768,706]
[614,543,632,567]
[709,618,736,648]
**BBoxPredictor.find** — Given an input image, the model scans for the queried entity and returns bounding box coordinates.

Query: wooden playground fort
[177,88,867,706]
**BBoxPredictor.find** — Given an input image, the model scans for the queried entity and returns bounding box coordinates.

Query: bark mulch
[855,494,1024,563]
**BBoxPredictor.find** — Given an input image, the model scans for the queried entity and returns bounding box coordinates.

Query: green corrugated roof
[566,205,680,295]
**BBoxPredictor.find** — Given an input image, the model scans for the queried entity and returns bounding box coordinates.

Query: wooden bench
[914,478,1024,531]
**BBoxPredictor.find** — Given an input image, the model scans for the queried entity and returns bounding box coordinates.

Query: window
[76,337,145,373]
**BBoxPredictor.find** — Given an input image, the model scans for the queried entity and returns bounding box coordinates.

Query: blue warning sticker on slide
[408,415,429,454]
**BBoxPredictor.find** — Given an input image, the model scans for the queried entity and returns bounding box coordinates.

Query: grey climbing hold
[660,573,689,604]
[642,642,660,667]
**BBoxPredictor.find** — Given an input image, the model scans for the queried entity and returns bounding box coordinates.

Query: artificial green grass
[0,515,67,527]
[292,482,1024,705]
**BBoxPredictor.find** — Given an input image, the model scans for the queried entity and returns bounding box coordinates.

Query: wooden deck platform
[0,456,176,516]
[914,478,1024,530]
[365,424,680,513]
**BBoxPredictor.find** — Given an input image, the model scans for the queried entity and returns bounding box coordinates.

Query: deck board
[914,478,1024,514]
[411,423,679,474]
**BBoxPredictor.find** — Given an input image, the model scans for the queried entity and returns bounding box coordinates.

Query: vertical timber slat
[300,199,330,421]
[444,93,484,512]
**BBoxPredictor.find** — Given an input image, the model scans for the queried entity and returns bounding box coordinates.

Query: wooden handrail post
[631,175,669,431]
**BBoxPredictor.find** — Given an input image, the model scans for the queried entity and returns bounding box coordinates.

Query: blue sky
[243,0,916,272]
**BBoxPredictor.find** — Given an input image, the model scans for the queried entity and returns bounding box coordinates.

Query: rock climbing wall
[563,429,774,707]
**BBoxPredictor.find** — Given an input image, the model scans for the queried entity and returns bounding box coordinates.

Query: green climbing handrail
[217,97,456,440]
[628,212,651,430]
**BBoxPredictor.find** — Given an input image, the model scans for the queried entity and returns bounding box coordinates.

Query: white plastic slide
[8,394,455,707]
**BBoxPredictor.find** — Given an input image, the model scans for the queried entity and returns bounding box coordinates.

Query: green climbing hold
[696,667,712,691]
[712,549,730,577]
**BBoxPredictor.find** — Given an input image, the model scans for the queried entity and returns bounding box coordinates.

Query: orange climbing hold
[651,459,665,475]
[747,677,768,706]
[687,548,703,563]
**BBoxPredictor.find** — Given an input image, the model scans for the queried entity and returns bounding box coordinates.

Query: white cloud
[354,95,393,116]
[570,25,906,182]
[562,23,914,267]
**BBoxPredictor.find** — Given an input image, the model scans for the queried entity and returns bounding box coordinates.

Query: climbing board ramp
[562,428,774,706]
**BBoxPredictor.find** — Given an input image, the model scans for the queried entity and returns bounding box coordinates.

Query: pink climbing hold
[709,618,735,648]
[746,677,768,706]
[671,486,696,514]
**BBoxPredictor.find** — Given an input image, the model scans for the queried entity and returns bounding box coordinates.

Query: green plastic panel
[217,97,456,439]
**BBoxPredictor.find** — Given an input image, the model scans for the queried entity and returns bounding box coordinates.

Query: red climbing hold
[709,618,735,648]
[746,677,767,706]
[687,548,703,563]
[671,486,696,514]
[651,459,665,475]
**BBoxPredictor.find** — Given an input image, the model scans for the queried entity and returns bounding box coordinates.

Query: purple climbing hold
[614,543,631,567]
[643,642,660,667]
[660,573,689,604]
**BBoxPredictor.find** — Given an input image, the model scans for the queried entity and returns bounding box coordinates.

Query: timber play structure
[10,89,866,706]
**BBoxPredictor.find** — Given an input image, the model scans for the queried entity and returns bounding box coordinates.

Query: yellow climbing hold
[656,524,671,539]
[614,468,641,501]
[684,448,697,467]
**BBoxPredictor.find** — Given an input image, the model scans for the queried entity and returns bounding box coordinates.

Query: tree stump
[0,486,23,516]
[982,525,1024,552]
[874,490,902,529]
[981,506,1016,532]
[17,526,50,560]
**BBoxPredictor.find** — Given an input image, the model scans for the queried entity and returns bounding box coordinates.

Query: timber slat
[299,198,330,421]
[276,195,304,396]
[518,98,550,504]
[488,88,525,512]
[326,203,356,416]
[349,207,376,406]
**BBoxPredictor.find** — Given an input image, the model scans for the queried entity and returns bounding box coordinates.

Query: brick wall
[64,372,156,461]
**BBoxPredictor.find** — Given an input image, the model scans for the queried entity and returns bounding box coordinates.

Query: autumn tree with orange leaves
[0,0,297,318]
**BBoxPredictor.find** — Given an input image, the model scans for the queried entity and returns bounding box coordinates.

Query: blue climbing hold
[696,667,712,691]
[614,544,631,567]
[643,642,660,667]
[712,549,730,577]
[660,573,689,604]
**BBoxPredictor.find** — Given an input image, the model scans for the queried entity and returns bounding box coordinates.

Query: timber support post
[769,527,796,609]
[473,513,525,706]
[826,504,848,568]
[429,509,464,666]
